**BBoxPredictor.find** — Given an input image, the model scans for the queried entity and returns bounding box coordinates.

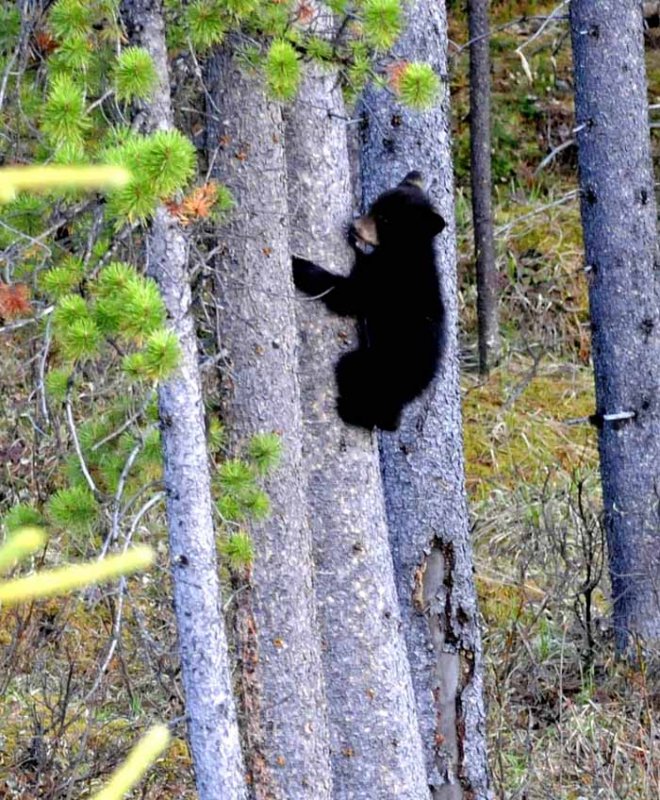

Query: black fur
[292,172,445,431]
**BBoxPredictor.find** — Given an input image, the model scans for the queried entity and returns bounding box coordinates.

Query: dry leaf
[0,283,32,319]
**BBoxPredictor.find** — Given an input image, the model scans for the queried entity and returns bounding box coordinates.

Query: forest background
[0,0,658,798]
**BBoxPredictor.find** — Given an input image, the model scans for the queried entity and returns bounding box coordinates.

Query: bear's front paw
[292,257,316,292]
[346,224,360,251]
[346,223,373,255]
[292,257,332,297]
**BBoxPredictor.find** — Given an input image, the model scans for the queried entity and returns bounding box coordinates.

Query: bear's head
[352,171,446,247]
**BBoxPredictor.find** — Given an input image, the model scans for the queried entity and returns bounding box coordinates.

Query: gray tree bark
[205,43,333,799]
[570,0,660,654]
[119,3,247,799]
[468,0,499,373]
[285,60,430,799]
[360,2,491,798]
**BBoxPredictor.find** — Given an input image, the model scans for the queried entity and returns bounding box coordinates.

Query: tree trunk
[119,3,247,799]
[205,43,333,799]
[285,61,430,799]
[468,0,499,373]
[359,2,491,797]
[570,0,660,654]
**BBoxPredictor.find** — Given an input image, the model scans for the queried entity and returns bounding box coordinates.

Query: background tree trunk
[359,1,491,797]
[205,43,332,800]
[120,3,247,798]
[570,0,660,654]
[285,59,430,799]
[468,0,499,373]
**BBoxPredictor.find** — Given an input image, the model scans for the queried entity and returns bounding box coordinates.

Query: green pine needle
[247,432,281,474]
[96,261,136,296]
[53,294,90,330]
[306,37,334,63]
[104,138,160,223]
[45,368,73,401]
[220,531,253,569]
[52,142,88,166]
[235,43,261,72]
[60,317,102,361]
[208,418,226,453]
[223,0,259,17]
[397,63,441,110]
[141,328,181,381]
[218,459,255,492]
[47,485,99,532]
[1,195,46,236]
[97,451,126,492]
[114,47,158,102]
[51,32,92,73]
[122,352,148,382]
[141,130,196,197]
[266,40,301,101]
[117,276,166,341]
[217,493,243,522]
[106,177,160,225]
[100,124,135,151]
[49,0,92,38]
[216,486,269,521]
[42,74,90,147]
[94,263,141,334]
[145,396,160,422]
[345,43,371,102]
[39,258,84,298]
[78,418,112,452]
[186,0,226,52]
[214,184,235,215]
[2,504,44,534]
[251,2,289,36]
[241,487,270,520]
[362,0,402,51]
[141,428,162,463]
[94,297,123,335]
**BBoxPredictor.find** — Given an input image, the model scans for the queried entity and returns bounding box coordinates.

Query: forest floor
[452,1,660,797]
[1,1,659,798]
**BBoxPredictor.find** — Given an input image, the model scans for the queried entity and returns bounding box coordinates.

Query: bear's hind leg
[335,351,377,430]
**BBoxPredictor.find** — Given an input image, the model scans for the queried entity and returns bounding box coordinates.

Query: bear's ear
[400,170,425,189]
[427,208,446,237]
[353,214,379,246]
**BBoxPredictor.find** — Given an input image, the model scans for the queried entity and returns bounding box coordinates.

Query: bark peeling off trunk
[359,1,490,797]
[120,3,247,798]
[571,0,660,653]
[285,64,430,799]
[205,47,332,799]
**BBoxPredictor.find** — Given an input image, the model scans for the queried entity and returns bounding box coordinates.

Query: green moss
[462,359,597,503]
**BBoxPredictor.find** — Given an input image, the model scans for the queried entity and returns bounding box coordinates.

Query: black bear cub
[292,171,445,431]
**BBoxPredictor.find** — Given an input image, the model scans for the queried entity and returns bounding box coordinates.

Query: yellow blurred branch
[0,165,130,202]
[91,725,172,800]
[0,544,154,605]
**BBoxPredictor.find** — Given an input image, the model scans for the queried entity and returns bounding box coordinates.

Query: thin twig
[86,89,114,114]
[65,383,99,496]
[534,138,575,175]
[91,392,154,452]
[0,305,54,336]
[494,190,579,236]
[38,317,53,428]
[108,443,142,551]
